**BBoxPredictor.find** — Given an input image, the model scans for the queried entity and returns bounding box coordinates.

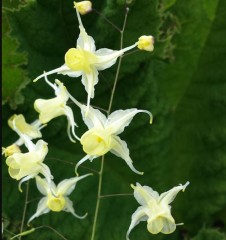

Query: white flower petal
[94,48,122,71]
[68,93,107,129]
[110,136,143,175]
[95,42,138,71]
[77,28,96,53]
[57,173,92,196]
[64,106,80,142]
[75,6,96,53]
[27,197,49,225]
[39,163,54,184]
[82,106,107,129]
[81,68,99,110]
[75,155,91,176]
[35,176,56,196]
[126,206,148,240]
[131,182,159,207]
[158,182,190,205]
[64,197,88,219]
[18,173,37,192]
[59,66,83,78]
[106,109,152,135]
[33,65,70,82]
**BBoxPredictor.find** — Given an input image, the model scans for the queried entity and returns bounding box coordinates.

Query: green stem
[100,193,133,199]
[19,181,29,240]
[90,7,130,240]
[90,155,105,240]
[35,225,68,240]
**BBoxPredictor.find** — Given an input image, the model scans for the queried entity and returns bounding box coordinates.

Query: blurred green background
[2,0,226,239]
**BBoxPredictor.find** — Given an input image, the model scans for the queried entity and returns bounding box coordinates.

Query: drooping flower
[8,114,43,146]
[5,134,53,192]
[33,4,148,111]
[28,173,92,224]
[137,35,154,52]
[2,144,21,157]
[68,95,152,175]
[126,182,190,239]
[34,76,79,142]
[74,1,92,15]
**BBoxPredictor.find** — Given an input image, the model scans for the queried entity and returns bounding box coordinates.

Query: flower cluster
[3,1,188,239]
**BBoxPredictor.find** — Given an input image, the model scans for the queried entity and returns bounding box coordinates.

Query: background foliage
[2,0,226,239]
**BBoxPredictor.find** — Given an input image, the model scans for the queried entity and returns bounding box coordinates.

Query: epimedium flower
[74,1,92,15]
[126,181,190,239]
[68,94,152,175]
[34,75,79,142]
[33,3,152,111]
[8,114,44,146]
[27,173,92,224]
[5,133,53,192]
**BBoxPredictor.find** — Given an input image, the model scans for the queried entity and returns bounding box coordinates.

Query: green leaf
[2,6,29,109]
[192,228,226,240]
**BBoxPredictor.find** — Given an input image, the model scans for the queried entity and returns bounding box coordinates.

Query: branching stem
[90,7,130,240]
[100,193,133,199]
[92,8,121,32]
[35,225,68,240]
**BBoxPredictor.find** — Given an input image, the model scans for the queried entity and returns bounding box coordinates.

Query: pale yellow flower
[5,134,53,191]
[33,5,141,111]
[137,35,154,52]
[2,144,21,157]
[34,77,79,142]
[126,182,190,239]
[68,95,152,175]
[74,1,92,15]
[28,173,92,224]
[8,114,43,146]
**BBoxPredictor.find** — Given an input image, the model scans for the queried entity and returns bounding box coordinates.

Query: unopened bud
[74,1,92,15]
[137,35,154,52]
[2,144,21,157]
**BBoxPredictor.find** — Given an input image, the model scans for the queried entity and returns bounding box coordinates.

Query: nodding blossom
[34,76,79,142]
[33,4,146,112]
[68,94,152,175]
[5,134,53,192]
[8,114,44,146]
[28,173,92,224]
[126,182,190,239]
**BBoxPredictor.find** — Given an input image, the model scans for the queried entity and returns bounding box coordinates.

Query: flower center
[47,195,66,212]
[80,128,112,156]
[65,48,97,73]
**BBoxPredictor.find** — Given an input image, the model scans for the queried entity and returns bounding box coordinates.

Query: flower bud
[137,35,154,52]
[2,144,21,157]
[74,1,92,15]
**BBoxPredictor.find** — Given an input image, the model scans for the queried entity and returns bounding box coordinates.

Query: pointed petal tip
[130,183,136,189]
[183,181,190,191]
[150,117,153,124]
